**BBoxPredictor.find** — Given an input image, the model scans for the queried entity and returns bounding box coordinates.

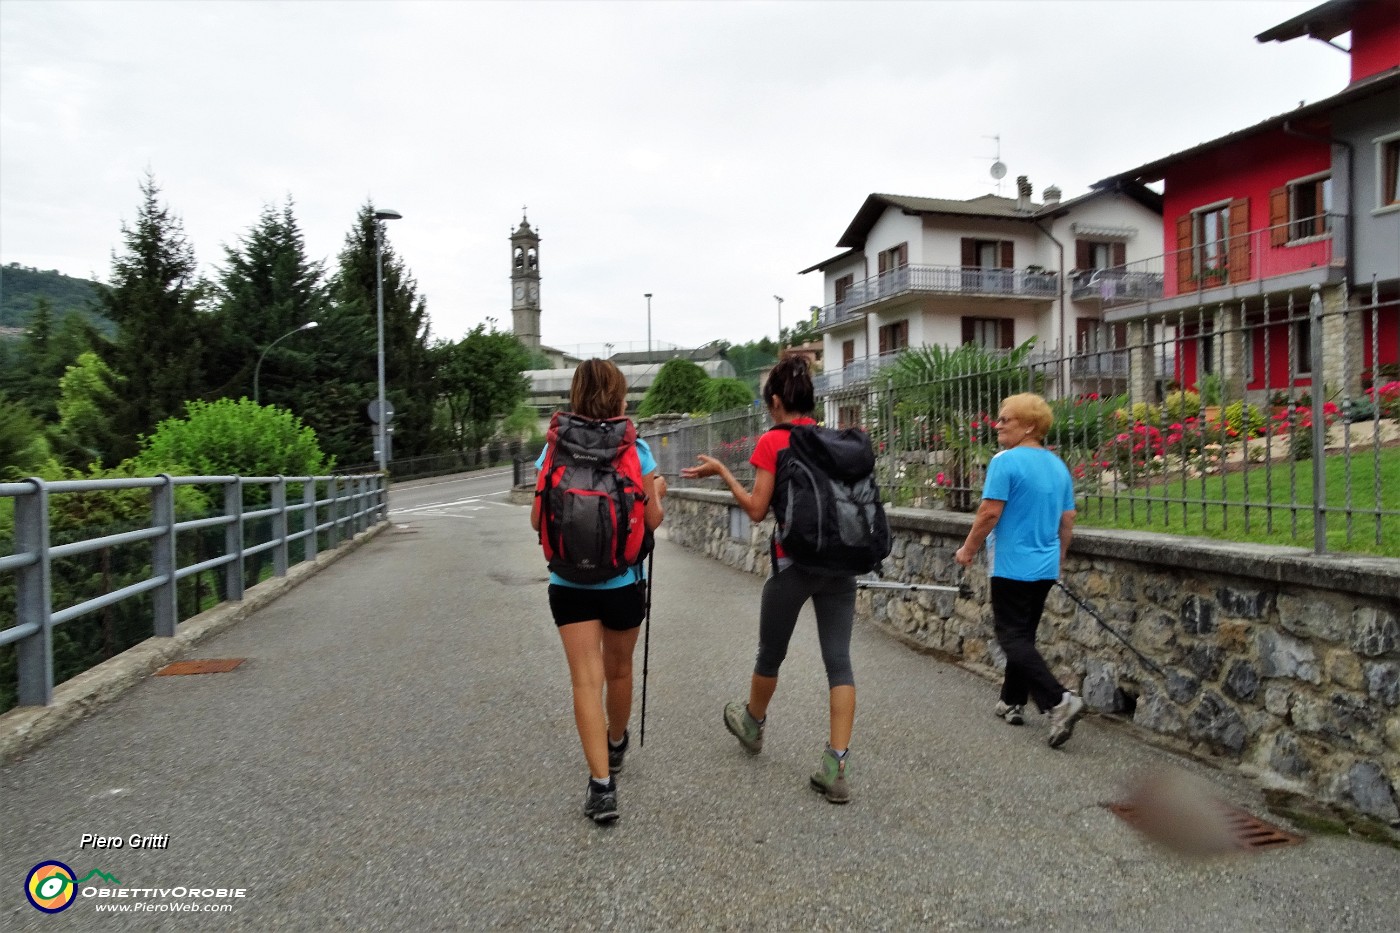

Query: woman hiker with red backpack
[532,359,667,824]
[680,356,859,804]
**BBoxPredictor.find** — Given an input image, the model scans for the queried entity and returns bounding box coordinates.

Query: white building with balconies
[800,177,1162,403]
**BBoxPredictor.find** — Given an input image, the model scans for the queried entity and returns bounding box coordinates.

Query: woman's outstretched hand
[680,455,724,480]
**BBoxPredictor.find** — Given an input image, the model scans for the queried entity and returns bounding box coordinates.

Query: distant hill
[0,263,112,338]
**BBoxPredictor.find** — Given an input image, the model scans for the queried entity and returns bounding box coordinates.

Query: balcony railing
[1101,213,1345,308]
[820,264,1060,328]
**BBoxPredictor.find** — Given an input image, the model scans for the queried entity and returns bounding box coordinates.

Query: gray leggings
[755,564,857,688]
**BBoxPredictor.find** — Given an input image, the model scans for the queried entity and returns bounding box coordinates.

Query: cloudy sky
[0,0,1347,355]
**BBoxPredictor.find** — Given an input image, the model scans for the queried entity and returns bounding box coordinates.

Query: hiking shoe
[723,701,764,754]
[583,780,619,824]
[608,730,629,775]
[809,746,851,804]
[1047,693,1086,748]
[994,701,1025,726]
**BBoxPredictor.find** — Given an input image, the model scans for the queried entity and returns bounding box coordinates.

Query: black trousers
[990,576,1065,714]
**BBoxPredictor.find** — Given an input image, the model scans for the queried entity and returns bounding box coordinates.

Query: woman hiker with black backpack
[532,359,667,824]
[680,356,865,804]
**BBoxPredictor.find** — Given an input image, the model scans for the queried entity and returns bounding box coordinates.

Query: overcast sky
[0,0,1347,355]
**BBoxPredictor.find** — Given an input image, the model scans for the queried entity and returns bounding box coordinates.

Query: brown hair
[1000,392,1053,440]
[570,358,629,421]
[762,355,815,415]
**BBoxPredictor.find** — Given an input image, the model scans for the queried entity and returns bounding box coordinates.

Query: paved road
[4,479,1399,930]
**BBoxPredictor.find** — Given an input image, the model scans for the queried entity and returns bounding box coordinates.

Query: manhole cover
[156,659,246,676]
[1106,800,1303,853]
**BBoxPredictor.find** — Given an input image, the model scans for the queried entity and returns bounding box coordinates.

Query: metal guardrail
[1,472,387,707]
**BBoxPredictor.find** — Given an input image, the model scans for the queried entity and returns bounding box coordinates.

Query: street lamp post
[774,295,784,349]
[253,321,318,405]
[374,208,402,475]
[644,293,653,356]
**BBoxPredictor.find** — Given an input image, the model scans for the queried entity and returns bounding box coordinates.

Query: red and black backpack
[536,412,652,584]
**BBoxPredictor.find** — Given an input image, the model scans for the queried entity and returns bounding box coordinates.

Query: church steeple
[510,208,541,351]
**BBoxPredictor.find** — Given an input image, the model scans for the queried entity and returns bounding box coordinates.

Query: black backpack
[771,423,892,575]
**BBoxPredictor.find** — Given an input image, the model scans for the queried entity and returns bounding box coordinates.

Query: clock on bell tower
[510,209,541,352]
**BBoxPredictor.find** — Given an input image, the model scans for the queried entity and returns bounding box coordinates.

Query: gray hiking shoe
[608,730,629,775]
[1047,693,1086,748]
[994,701,1025,726]
[583,779,619,824]
[723,701,764,754]
[809,746,851,804]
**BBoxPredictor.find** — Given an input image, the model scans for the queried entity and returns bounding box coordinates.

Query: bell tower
[510,210,541,351]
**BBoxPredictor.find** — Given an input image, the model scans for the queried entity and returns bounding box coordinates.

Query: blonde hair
[570,358,629,420]
[1001,392,1053,440]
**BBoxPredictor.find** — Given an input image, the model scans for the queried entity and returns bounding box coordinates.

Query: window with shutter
[1175,215,1194,291]
[834,274,854,304]
[1227,197,1251,283]
[1283,174,1332,240]
[999,242,1014,269]
[842,339,855,369]
[1382,137,1400,207]
[1269,186,1290,246]
[962,317,1010,350]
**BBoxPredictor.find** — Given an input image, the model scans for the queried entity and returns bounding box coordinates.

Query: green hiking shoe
[723,701,764,754]
[810,746,851,804]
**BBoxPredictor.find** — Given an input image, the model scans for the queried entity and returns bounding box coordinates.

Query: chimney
[1016,175,1032,212]
[1043,185,1061,206]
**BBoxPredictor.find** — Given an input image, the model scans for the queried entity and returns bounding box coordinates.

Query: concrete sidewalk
[3,494,1397,931]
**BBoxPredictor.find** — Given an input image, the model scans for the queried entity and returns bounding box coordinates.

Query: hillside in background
[1,263,111,337]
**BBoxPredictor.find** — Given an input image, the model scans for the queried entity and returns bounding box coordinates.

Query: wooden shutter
[961,238,976,268]
[1228,198,1251,283]
[1175,215,1194,291]
[1269,187,1289,246]
[878,325,889,355]
[999,241,1015,269]
[896,320,908,349]
[999,318,1014,349]
[961,317,975,345]
[1075,239,1092,269]
[878,250,888,275]
[897,243,908,267]
[842,340,855,368]
[1111,242,1126,269]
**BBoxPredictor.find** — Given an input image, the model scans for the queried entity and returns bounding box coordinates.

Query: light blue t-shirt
[535,437,657,589]
[981,446,1075,582]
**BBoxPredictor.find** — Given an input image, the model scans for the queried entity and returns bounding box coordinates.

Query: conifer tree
[99,174,209,462]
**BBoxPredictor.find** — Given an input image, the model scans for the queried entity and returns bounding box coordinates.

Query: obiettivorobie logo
[25,862,121,913]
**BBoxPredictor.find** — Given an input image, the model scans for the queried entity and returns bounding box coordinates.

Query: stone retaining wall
[663,487,1400,828]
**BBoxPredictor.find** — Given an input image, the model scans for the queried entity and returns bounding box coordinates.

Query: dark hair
[762,355,815,416]
[570,358,629,421]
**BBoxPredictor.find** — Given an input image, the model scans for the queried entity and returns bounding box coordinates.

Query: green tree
[0,298,97,425]
[132,397,333,478]
[323,204,436,464]
[432,324,530,458]
[0,393,51,480]
[99,174,210,462]
[638,358,709,417]
[207,198,329,408]
[55,351,125,468]
[722,339,779,396]
[702,377,755,413]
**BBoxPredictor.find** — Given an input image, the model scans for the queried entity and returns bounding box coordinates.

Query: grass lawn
[1076,445,1400,558]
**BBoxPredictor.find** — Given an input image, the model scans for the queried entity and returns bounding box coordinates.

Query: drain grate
[156,658,246,676]
[1107,801,1303,853]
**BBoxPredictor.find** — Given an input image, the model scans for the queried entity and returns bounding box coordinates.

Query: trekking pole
[1055,580,1168,678]
[639,549,654,747]
[857,570,973,599]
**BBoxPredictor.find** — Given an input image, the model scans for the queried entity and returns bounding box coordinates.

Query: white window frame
[1375,131,1400,215]
[1286,170,1333,243]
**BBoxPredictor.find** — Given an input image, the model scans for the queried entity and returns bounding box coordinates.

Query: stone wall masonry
[663,487,1400,828]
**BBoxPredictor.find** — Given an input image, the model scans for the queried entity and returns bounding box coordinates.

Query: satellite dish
[990,161,1007,180]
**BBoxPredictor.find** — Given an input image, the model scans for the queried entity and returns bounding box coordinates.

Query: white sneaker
[993,701,1025,726]
[1048,693,1086,748]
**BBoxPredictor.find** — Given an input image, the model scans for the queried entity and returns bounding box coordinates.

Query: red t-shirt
[750,417,818,559]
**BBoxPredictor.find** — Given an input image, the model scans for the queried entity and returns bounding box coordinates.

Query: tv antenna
[984,134,1007,195]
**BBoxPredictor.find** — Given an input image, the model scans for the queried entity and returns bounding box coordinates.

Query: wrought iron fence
[651,283,1399,557]
[0,472,386,709]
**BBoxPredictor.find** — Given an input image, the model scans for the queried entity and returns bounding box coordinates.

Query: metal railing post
[272,475,289,577]
[152,474,178,638]
[328,476,341,548]
[14,479,54,706]
[1309,285,1327,554]
[304,477,319,561]
[225,477,246,601]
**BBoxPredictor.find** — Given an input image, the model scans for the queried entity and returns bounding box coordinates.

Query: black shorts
[548,582,646,631]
